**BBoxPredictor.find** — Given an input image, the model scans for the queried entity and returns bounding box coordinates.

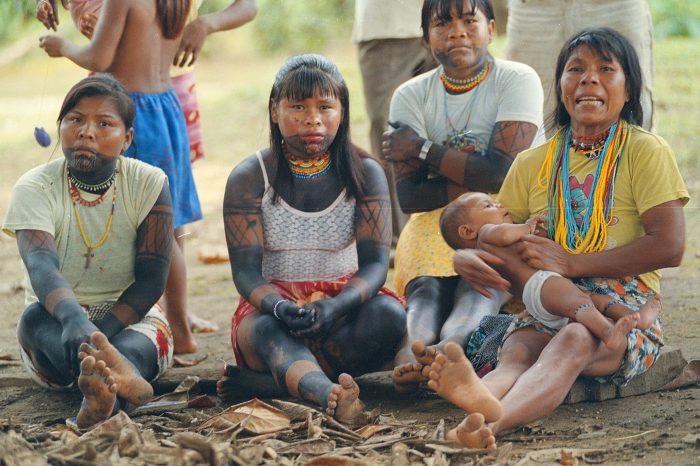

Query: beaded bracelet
[272,299,288,320]
[573,303,594,316]
[602,300,617,316]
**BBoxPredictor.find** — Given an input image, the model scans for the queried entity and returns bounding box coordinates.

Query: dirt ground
[1,29,700,466]
[1,209,700,464]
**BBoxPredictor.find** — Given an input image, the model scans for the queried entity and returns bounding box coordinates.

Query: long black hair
[552,27,644,128]
[268,53,364,201]
[58,73,134,130]
[156,0,191,39]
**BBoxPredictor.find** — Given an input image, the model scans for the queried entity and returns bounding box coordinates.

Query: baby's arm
[479,222,533,247]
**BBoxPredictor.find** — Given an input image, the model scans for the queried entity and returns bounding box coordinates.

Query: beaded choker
[570,127,612,159]
[284,150,331,179]
[68,170,116,194]
[440,61,491,94]
[67,171,118,270]
[537,120,629,255]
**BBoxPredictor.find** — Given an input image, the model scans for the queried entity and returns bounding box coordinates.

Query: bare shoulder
[224,150,268,204]
[358,156,388,194]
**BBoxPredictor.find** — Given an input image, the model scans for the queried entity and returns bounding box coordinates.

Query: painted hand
[291,299,338,339]
[274,300,315,331]
[453,248,509,298]
[61,315,100,378]
[382,121,423,162]
[516,234,572,276]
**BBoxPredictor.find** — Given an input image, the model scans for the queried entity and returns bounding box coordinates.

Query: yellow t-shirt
[497,125,689,293]
[2,157,166,306]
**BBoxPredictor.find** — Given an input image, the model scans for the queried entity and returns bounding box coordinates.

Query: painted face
[559,45,629,137]
[461,192,512,231]
[271,90,342,158]
[428,1,494,79]
[60,95,133,175]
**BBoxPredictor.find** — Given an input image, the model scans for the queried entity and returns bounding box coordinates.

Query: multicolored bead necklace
[569,127,611,160]
[440,60,491,94]
[537,120,629,254]
[68,170,116,193]
[68,170,118,270]
[284,149,331,179]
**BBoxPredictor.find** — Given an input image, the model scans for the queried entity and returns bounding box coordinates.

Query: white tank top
[256,152,358,281]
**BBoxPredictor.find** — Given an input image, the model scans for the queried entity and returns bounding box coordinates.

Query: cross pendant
[84,247,94,270]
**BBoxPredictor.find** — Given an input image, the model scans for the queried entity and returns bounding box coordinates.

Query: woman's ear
[270,99,279,124]
[123,127,134,153]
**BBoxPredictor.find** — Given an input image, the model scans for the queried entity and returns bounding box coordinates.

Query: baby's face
[461,192,513,230]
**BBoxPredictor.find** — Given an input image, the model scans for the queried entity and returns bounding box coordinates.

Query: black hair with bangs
[268,54,364,201]
[421,0,495,43]
[552,27,644,128]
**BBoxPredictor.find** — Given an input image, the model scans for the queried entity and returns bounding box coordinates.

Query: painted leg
[216,364,285,401]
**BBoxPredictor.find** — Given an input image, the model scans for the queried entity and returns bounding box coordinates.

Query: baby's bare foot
[603,313,638,351]
[76,355,117,429]
[79,332,153,405]
[427,342,502,422]
[446,413,497,450]
[326,373,365,425]
[636,295,662,330]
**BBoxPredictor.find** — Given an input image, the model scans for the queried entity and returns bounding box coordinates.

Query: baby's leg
[591,293,662,330]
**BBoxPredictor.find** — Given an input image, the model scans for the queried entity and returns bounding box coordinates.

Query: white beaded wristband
[418,139,433,160]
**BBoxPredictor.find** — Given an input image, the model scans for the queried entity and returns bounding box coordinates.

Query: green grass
[0,30,697,220]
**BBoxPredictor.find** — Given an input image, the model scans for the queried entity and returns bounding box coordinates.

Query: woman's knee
[405,276,443,302]
[374,295,407,340]
[17,303,53,346]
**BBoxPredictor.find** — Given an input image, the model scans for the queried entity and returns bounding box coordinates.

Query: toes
[411,340,426,356]
[444,342,464,362]
[338,373,355,389]
[90,331,110,350]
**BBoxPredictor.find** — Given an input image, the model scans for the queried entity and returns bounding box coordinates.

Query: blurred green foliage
[648,0,700,38]
[0,0,38,43]
[3,0,700,49]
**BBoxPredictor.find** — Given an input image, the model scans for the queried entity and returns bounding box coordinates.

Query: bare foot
[216,363,285,400]
[392,362,427,394]
[603,313,639,351]
[636,294,662,330]
[79,332,153,405]
[446,413,497,450]
[189,314,220,334]
[427,342,502,422]
[326,373,365,425]
[411,340,439,366]
[76,355,118,429]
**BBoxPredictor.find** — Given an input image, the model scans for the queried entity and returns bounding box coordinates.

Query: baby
[440,192,661,351]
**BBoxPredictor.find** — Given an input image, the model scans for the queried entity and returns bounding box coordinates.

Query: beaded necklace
[68,171,118,270]
[441,62,491,152]
[439,60,491,94]
[68,172,115,207]
[537,120,629,254]
[569,127,611,160]
[68,170,116,193]
[284,149,331,179]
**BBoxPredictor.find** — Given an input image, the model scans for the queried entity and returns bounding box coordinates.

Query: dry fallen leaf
[197,247,229,264]
[199,398,290,434]
[355,424,392,439]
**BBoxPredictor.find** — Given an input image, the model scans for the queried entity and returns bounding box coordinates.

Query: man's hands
[273,300,315,331]
[38,35,66,57]
[382,121,424,163]
[272,298,341,340]
[36,0,59,31]
[60,314,100,377]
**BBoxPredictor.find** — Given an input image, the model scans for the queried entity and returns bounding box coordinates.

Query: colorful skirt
[171,71,205,163]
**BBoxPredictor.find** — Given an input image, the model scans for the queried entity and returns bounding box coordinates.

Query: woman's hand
[38,35,66,57]
[516,235,572,276]
[79,13,98,39]
[291,299,339,339]
[274,300,315,331]
[382,121,423,163]
[453,248,509,298]
[61,315,100,377]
